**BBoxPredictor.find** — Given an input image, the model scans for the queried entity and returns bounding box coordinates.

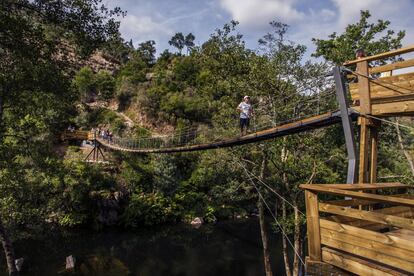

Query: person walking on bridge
[237,95,254,136]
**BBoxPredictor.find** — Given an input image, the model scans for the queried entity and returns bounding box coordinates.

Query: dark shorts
[240,118,250,129]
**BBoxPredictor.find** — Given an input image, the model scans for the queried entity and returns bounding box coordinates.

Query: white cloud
[120,15,172,38]
[319,9,336,21]
[219,0,304,28]
[332,0,405,27]
[119,15,174,47]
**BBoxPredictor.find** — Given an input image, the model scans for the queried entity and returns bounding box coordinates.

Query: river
[3,219,286,275]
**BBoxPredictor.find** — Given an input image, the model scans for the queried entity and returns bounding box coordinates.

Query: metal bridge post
[333,66,357,184]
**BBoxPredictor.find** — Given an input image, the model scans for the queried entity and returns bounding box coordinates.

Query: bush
[121,192,181,227]
[73,67,96,102]
[117,52,147,84]
[95,70,115,100]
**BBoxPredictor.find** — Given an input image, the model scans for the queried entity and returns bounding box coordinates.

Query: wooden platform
[345,45,414,116]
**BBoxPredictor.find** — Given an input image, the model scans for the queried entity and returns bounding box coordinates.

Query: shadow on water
[2,218,286,276]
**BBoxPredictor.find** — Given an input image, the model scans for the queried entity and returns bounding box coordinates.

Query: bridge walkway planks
[96,110,357,154]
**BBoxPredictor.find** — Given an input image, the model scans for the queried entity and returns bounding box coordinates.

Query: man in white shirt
[237,95,254,136]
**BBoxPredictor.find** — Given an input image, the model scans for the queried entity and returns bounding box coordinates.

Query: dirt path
[114,110,135,128]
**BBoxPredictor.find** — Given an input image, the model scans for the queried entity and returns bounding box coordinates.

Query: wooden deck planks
[97,111,347,154]
[322,247,409,276]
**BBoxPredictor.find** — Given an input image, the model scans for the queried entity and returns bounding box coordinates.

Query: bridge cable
[232,153,306,266]
[361,114,414,131]
[230,153,306,216]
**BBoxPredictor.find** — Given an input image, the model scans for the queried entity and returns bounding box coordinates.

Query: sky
[107,0,414,59]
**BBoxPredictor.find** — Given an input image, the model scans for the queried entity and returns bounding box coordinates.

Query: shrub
[121,192,181,227]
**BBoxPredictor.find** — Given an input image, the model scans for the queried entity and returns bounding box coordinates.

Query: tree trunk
[396,119,414,177]
[258,198,273,276]
[281,200,292,276]
[0,217,17,275]
[292,200,301,276]
[258,154,273,276]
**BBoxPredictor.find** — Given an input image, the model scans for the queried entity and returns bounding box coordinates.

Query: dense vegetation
[1,0,413,274]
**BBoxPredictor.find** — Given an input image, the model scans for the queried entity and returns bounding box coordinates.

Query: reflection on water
[5,219,285,276]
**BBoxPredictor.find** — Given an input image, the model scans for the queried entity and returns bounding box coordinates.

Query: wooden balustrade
[61,130,94,141]
[344,45,414,117]
[301,183,414,275]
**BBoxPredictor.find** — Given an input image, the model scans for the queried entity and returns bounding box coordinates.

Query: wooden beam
[300,182,408,190]
[370,126,379,183]
[371,100,414,116]
[321,227,414,262]
[352,100,414,116]
[319,203,414,231]
[370,58,414,74]
[389,229,414,240]
[305,190,321,261]
[356,60,372,184]
[322,247,408,275]
[323,198,377,207]
[321,235,414,273]
[321,219,414,252]
[327,206,414,231]
[357,60,371,114]
[344,45,414,65]
[349,72,414,100]
[299,186,414,207]
[370,94,414,105]
[322,198,412,209]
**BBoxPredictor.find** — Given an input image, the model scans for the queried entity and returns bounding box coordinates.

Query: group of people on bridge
[92,127,113,142]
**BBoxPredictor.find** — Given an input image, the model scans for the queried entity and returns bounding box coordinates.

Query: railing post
[305,190,321,261]
[356,59,372,183]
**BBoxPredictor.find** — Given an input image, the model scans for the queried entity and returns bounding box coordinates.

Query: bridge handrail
[62,130,94,140]
[343,44,414,66]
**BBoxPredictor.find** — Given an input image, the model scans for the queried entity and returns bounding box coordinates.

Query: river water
[4,219,286,275]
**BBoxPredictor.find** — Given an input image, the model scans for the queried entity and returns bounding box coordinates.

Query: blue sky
[107,0,414,58]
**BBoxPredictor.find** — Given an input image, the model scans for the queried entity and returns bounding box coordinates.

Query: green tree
[117,52,147,84]
[95,70,115,100]
[0,0,122,274]
[169,32,186,54]
[312,10,405,64]
[184,33,196,54]
[102,33,134,64]
[73,67,96,102]
[137,40,156,66]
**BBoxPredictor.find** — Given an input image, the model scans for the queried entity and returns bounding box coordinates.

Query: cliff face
[57,42,120,73]
[82,51,120,73]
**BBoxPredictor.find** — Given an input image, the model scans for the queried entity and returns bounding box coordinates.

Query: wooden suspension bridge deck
[95,110,355,153]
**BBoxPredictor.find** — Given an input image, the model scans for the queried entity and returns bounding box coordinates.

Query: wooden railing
[61,130,94,141]
[301,183,414,275]
[344,44,414,117]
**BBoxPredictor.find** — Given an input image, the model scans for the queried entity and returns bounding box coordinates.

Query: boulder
[66,255,76,270]
[15,258,24,272]
[190,217,204,227]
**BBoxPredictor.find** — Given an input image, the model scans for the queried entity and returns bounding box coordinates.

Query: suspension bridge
[63,45,414,275]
